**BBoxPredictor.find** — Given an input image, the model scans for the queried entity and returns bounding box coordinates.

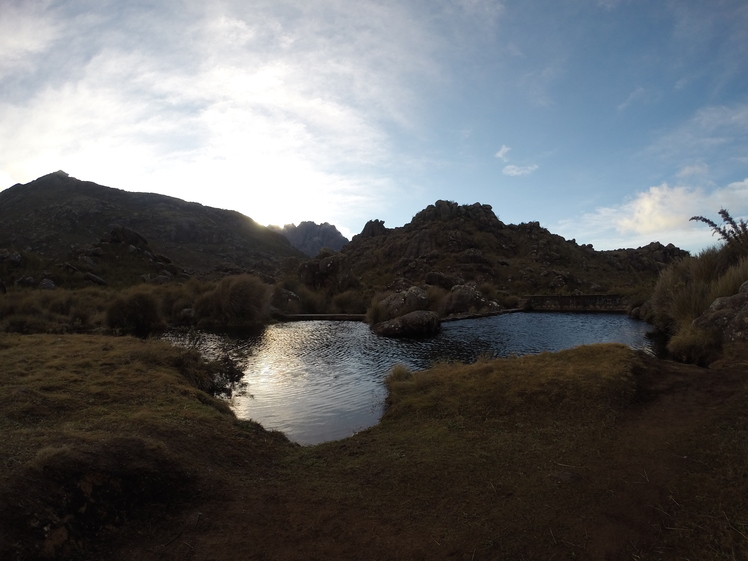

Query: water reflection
[165,312,654,445]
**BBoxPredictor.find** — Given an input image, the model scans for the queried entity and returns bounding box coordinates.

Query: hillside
[338,200,687,296]
[0,171,304,276]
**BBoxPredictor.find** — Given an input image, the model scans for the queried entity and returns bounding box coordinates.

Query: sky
[1,0,747,252]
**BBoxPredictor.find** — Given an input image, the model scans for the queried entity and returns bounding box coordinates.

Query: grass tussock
[384,344,638,424]
[0,275,273,335]
[0,286,112,334]
[650,244,748,361]
[195,274,270,327]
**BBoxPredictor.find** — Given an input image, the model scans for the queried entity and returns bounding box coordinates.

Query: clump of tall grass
[194,274,270,327]
[107,289,162,337]
[0,287,111,334]
[652,250,748,333]
[331,289,368,314]
[649,209,748,362]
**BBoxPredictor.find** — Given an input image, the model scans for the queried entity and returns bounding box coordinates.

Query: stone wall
[522,294,627,312]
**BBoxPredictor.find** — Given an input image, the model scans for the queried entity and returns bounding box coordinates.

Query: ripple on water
[165,313,654,445]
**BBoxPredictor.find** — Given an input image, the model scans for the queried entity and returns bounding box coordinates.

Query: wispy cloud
[502,164,538,176]
[616,86,660,112]
[677,163,709,178]
[495,144,511,160]
[647,102,748,170]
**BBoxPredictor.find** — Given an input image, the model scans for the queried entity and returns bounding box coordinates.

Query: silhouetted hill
[0,171,304,275]
[339,200,688,296]
[269,221,348,257]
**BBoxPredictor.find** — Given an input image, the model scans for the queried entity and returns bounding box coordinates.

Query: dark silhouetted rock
[270,221,349,257]
[372,310,440,338]
[84,272,107,286]
[355,219,387,240]
[0,172,304,274]
[104,226,149,248]
[38,278,56,290]
[0,249,21,265]
[340,199,689,299]
[425,271,462,290]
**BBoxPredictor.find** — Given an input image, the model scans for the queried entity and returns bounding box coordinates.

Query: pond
[164,312,655,445]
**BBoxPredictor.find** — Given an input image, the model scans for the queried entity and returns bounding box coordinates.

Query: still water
[166,312,654,445]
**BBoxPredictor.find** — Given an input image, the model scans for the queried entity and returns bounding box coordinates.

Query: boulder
[0,249,22,265]
[372,310,441,338]
[104,226,149,248]
[378,286,428,320]
[84,272,107,286]
[387,277,413,292]
[692,290,748,343]
[443,285,498,316]
[424,271,462,290]
[38,278,57,290]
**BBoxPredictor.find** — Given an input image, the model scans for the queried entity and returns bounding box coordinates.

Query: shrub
[666,325,721,366]
[107,291,162,337]
[195,274,270,326]
[331,290,368,314]
[295,285,329,314]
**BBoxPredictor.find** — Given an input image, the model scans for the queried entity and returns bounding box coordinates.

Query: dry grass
[0,333,290,560]
[4,335,748,560]
[0,275,273,335]
[650,248,748,362]
[384,343,638,423]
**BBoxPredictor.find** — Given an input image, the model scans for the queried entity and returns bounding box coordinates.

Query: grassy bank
[0,334,291,560]
[3,334,748,559]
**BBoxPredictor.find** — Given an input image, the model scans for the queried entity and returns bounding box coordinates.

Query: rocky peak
[354,219,388,240]
[270,221,348,257]
[410,200,502,231]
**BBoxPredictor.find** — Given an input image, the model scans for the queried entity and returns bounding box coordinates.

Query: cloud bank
[557,179,748,251]
[0,0,491,228]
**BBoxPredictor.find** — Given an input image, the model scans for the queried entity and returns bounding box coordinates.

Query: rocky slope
[269,221,348,256]
[0,171,304,276]
[338,200,687,296]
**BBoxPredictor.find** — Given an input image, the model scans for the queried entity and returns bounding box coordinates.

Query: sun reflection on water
[164,313,654,445]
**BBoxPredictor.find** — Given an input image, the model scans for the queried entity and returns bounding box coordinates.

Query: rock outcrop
[372,310,441,338]
[692,281,748,343]
[443,285,501,316]
[270,221,348,257]
[340,199,689,298]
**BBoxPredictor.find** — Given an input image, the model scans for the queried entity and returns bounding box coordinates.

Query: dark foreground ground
[1,334,747,560]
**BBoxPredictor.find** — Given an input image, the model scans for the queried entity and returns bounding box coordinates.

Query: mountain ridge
[0,171,304,275]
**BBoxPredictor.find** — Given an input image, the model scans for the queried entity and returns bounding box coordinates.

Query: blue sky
[1,0,747,251]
